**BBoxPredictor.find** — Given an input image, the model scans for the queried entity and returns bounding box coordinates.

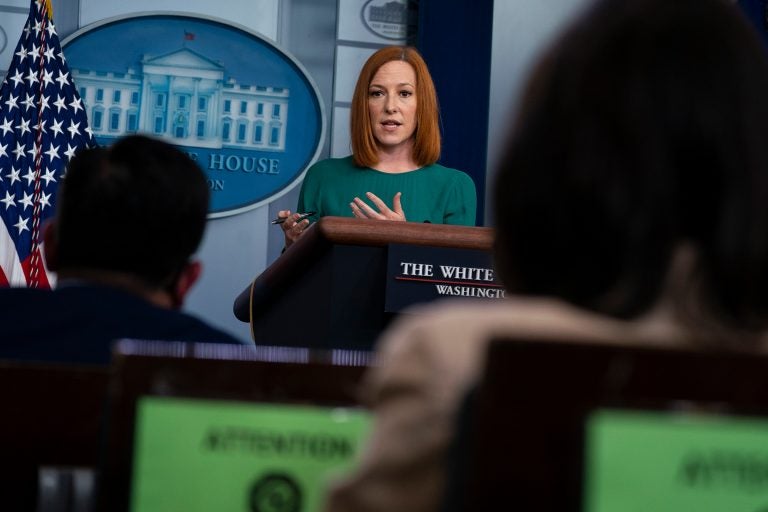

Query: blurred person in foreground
[276,46,477,248]
[322,0,768,510]
[0,134,249,364]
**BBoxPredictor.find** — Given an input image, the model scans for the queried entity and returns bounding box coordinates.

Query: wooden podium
[234,217,493,350]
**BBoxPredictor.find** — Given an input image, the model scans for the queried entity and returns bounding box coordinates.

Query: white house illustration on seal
[72,47,289,151]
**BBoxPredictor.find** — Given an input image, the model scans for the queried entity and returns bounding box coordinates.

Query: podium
[234,217,494,350]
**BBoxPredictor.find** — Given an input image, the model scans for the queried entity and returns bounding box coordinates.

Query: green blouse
[296,156,477,226]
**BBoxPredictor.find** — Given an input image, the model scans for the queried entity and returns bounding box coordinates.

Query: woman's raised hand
[350,192,406,222]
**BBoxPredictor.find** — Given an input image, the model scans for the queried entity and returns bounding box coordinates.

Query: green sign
[131,397,371,511]
[584,409,768,512]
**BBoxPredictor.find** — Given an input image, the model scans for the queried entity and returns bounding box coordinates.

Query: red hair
[350,46,441,168]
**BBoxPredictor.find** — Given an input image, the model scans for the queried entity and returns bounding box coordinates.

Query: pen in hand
[271,211,316,225]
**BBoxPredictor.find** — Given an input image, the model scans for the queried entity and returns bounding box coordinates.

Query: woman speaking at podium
[276,46,477,248]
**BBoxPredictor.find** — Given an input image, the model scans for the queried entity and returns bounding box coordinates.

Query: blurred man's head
[494,0,768,331]
[44,134,209,307]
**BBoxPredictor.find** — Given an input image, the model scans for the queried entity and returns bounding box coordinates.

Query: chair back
[98,341,373,511]
[0,360,110,509]
[448,338,768,512]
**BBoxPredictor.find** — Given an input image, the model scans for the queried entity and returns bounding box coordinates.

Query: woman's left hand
[350,191,406,221]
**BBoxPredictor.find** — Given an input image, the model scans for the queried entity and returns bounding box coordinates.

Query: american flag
[0,0,95,288]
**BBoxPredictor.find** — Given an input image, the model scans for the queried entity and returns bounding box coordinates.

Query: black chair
[97,340,374,511]
[0,360,110,511]
[444,337,768,512]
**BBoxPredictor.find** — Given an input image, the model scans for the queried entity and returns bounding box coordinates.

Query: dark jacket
[0,284,249,365]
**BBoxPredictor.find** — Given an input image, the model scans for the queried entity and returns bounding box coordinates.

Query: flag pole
[28,0,51,288]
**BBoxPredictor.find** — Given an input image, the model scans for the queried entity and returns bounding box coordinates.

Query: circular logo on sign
[249,473,302,512]
[361,0,417,41]
[61,13,325,218]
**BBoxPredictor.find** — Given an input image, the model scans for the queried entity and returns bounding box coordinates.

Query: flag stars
[27,143,40,161]
[22,93,36,111]
[6,167,20,185]
[53,95,67,113]
[68,96,83,114]
[12,142,26,161]
[32,20,42,37]
[44,46,56,63]
[45,22,57,38]
[39,94,51,114]
[24,69,38,87]
[41,168,57,186]
[44,144,60,162]
[54,70,69,88]
[14,216,29,235]
[0,143,7,159]
[66,120,81,138]
[50,118,64,137]
[16,118,31,136]
[19,191,34,211]
[41,68,54,88]
[23,168,37,186]
[39,191,51,210]
[1,192,15,210]
[4,94,19,112]
[15,47,29,64]
[10,69,24,88]
[64,144,77,160]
